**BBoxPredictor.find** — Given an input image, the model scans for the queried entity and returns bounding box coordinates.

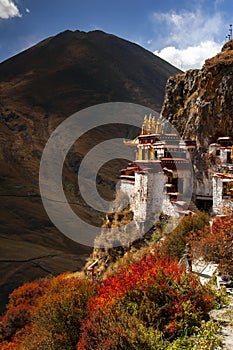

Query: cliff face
[161,41,233,198]
[162,40,233,147]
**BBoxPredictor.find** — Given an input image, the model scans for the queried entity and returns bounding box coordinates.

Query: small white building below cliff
[211,137,233,214]
[213,171,233,214]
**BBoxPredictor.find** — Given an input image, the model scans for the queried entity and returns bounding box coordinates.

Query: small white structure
[213,172,233,214]
[210,136,233,214]
[209,137,233,165]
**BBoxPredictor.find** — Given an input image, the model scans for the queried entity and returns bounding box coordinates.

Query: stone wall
[212,176,222,214]
[120,181,135,200]
[121,172,166,223]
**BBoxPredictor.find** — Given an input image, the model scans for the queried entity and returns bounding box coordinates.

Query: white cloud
[25,8,30,13]
[0,0,21,19]
[152,8,225,70]
[154,41,222,71]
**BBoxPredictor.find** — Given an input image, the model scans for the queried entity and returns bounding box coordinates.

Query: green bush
[160,212,210,259]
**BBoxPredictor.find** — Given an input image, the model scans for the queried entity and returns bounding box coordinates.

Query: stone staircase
[192,259,218,284]
[188,200,200,213]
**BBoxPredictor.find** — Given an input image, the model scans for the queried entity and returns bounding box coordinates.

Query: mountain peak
[0,29,181,115]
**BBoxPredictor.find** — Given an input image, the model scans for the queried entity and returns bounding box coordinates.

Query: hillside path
[210,298,233,350]
[191,260,233,349]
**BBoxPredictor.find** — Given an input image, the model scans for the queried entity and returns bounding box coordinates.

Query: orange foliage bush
[21,274,95,350]
[77,252,214,350]
[0,341,21,350]
[7,279,50,308]
[0,279,50,343]
[191,214,233,275]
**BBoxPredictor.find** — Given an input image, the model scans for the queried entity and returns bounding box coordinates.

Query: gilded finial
[142,114,148,134]
[147,113,152,134]
[151,116,156,133]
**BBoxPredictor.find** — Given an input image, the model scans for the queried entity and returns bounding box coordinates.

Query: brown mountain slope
[0,29,180,114]
[0,29,181,312]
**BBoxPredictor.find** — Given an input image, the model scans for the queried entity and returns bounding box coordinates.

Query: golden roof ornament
[151,116,156,134]
[142,114,148,134]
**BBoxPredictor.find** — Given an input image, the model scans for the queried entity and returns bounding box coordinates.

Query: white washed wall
[212,176,222,214]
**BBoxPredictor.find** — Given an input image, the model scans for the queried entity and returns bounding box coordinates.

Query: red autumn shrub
[7,279,50,309]
[21,274,95,350]
[191,214,233,275]
[0,304,31,342]
[0,278,50,343]
[77,253,214,350]
[0,341,21,349]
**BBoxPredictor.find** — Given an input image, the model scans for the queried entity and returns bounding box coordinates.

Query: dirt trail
[188,260,233,349]
[210,297,233,350]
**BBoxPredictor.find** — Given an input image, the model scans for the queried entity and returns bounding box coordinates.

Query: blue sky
[0,0,233,70]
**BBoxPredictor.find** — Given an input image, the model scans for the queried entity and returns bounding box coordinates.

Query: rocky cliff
[162,40,233,147]
[161,41,233,199]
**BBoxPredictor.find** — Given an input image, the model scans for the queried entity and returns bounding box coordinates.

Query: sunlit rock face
[161,41,233,203]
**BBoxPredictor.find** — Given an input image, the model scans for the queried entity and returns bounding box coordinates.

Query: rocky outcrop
[162,40,233,146]
[161,41,233,200]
